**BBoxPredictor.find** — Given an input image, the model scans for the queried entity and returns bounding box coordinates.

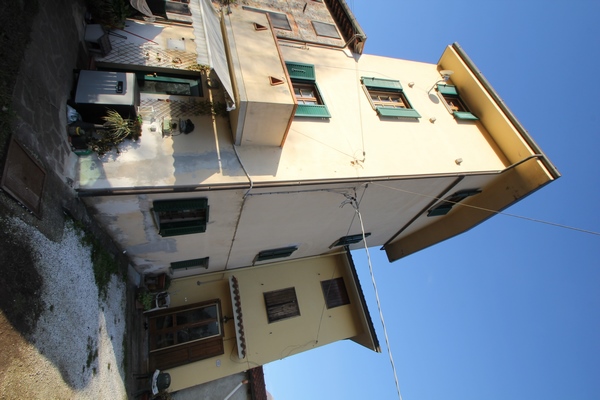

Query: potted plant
[91,109,142,155]
[137,290,154,311]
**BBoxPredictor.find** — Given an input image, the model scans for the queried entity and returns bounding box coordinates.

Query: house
[73,0,559,392]
[147,250,378,391]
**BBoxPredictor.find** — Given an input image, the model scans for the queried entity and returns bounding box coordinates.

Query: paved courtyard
[0,0,146,398]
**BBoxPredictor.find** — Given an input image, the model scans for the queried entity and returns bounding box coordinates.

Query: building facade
[73,0,559,392]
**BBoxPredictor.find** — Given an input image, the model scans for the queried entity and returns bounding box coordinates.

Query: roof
[248,366,267,400]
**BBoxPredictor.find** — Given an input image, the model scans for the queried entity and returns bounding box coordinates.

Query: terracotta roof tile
[248,366,267,400]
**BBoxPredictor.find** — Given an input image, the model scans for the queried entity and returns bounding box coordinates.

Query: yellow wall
[162,252,375,391]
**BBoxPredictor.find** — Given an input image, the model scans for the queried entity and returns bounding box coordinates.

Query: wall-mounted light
[428,69,454,93]
[408,82,415,88]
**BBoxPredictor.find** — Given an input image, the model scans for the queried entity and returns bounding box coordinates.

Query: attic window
[312,21,341,38]
[427,189,482,217]
[329,233,371,248]
[437,84,478,120]
[243,6,291,30]
[256,246,298,262]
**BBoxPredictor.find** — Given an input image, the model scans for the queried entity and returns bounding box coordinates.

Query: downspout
[225,144,253,269]
[223,379,248,400]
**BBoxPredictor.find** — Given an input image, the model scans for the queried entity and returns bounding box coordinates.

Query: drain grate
[1,138,46,218]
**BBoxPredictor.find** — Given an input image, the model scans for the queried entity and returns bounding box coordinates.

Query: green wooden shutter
[153,198,208,212]
[296,104,331,118]
[159,220,206,237]
[170,257,209,271]
[331,233,371,248]
[376,107,421,118]
[361,77,403,92]
[453,111,479,120]
[256,246,298,261]
[286,62,316,82]
[437,84,459,96]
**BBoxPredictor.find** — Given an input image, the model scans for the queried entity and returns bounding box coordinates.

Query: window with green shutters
[329,233,371,248]
[153,198,209,237]
[170,257,209,274]
[361,76,421,118]
[436,84,478,120]
[427,189,482,217]
[285,62,331,118]
[255,246,298,262]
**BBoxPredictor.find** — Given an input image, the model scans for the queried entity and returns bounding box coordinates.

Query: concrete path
[11,0,86,182]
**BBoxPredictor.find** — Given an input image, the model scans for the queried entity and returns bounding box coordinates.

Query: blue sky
[264,1,600,399]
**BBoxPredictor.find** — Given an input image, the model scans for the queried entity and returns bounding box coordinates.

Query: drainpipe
[224,379,248,400]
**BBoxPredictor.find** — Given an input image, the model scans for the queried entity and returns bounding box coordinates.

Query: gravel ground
[0,215,127,399]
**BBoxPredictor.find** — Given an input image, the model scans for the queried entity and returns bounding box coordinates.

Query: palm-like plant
[91,109,142,156]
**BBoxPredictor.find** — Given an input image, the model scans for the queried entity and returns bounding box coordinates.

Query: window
[140,75,203,97]
[321,278,350,309]
[242,6,291,30]
[361,76,420,118]
[264,287,300,323]
[312,21,341,38]
[148,300,224,370]
[329,233,371,248]
[153,198,209,237]
[427,189,482,217]
[286,62,331,118]
[170,257,209,274]
[437,84,478,120]
[255,246,298,262]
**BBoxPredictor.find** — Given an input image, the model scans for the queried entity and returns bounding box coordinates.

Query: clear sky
[264,1,600,399]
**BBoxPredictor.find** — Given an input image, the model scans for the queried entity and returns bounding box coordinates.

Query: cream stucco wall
[77,9,557,274]
[161,252,376,392]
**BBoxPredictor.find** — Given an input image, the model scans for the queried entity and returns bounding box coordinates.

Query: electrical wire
[353,199,404,400]
[370,182,600,237]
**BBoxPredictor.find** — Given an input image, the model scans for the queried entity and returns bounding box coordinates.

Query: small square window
[312,21,341,39]
[321,278,350,309]
[294,83,320,105]
[437,84,478,120]
[361,77,420,119]
[264,287,300,323]
[153,198,209,237]
[242,6,291,30]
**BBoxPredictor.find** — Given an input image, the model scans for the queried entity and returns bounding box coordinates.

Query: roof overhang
[383,43,560,263]
[344,249,381,353]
